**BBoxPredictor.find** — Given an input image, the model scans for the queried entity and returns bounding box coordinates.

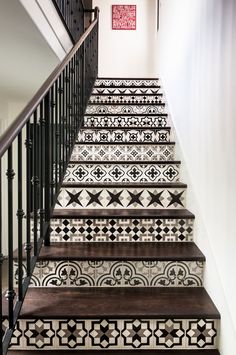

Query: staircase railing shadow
[0,7,99,355]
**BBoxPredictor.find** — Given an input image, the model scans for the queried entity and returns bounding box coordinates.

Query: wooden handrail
[0,14,98,158]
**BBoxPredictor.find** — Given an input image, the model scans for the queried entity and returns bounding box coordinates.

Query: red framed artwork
[112,5,136,30]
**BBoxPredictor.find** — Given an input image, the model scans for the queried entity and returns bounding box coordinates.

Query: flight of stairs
[6,78,220,354]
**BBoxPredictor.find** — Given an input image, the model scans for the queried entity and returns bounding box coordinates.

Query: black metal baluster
[33,111,39,256]
[62,70,66,173]
[55,80,59,193]
[25,122,32,275]
[6,146,16,328]
[44,93,51,246]
[17,133,24,300]
[50,86,55,206]
[39,102,45,241]
[58,75,63,183]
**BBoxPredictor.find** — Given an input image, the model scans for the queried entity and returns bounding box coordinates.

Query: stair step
[64,161,181,183]
[77,127,171,143]
[14,242,204,288]
[55,184,187,210]
[83,114,169,128]
[7,351,221,355]
[89,94,164,104]
[50,209,194,243]
[70,143,175,162]
[85,104,166,115]
[3,288,220,350]
[95,78,160,87]
[4,287,220,319]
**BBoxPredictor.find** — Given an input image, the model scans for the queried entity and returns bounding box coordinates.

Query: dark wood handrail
[0,14,98,159]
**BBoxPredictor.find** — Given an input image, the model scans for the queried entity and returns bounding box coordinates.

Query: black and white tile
[92,88,162,95]
[50,218,194,243]
[64,163,180,183]
[16,260,203,288]
[71,144,175,161]
[55,187,186,209]
[94,79,160,87]
[85,104,166,115]
[8,318,218,350]
[77,128,171,143]
[89,95,164,105]
[83,115,169,127]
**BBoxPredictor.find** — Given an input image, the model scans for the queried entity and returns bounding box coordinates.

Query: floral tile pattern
[71,144,175,161]
[14,261,203,288]
[83,115,169,128]
[7,318,219,350]
[64,162,180,183]
[77,128,171,143]
[85,104,166,115]
[89,95,164,105]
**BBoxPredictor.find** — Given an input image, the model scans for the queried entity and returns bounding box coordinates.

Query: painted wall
[157,1,236,353]
[93,0,158,77]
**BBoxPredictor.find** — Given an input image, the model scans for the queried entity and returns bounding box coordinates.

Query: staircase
[6,78,220,354]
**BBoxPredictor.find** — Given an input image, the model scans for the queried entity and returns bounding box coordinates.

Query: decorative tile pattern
[85,104,166,115]
[50,218,194,243]
[14,261,203,288]
[77,128,170,143]
[92,88,162,95]
[71,144,175,161]
[94,79,160,86]
[83,115,169,127]
[8,318,219,350]
[89,95,164,104]
[55,187,186,209]
[64,163,180,183]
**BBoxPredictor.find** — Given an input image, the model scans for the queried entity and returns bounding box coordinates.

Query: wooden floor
[3,287,220,319]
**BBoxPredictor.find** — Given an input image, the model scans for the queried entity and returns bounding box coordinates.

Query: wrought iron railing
[53,0,93,43]
[0,8,99,355]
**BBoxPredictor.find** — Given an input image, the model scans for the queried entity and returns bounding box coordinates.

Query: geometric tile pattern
[55,187,186,209]
[85,104,166,115]
[64,163,180,183]
[83,115,169,128]
[92,88,162,95]
[94,79,160,86]
[50,218,194,243]
[89,95,164,105]
[8,318,219,350]
[15,260,204,288]
[71,144,175,161]
[77,128,171,143]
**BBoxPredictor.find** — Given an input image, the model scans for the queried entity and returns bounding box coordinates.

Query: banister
[0,14,98,159]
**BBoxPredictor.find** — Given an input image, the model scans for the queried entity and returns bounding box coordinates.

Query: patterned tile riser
[64,163,180,183]
[50,218,194,243]
[92,88,163,95]
[4,318,219,350]
[14,261,204,288]
[83,115,170,127]
[77,128,171,143]
[56,187,186,210]
[89,96,164,105]
[86,105,166,115]
[94,79,160,86]
[71,144,175,162]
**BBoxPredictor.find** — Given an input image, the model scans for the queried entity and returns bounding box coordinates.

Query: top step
[95,78,160,87]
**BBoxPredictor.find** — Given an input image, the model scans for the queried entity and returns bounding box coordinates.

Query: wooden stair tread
[52,208,195,219]
[8,352,221,355]
[61,182,187,188]
[74,142,175,145]
[68,160,181,164]
[3,287,220,319]
[13,242,205,261]
[79,126,170,129]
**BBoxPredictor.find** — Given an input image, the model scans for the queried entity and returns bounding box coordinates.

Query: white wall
[93,0,158,77]
[157,1,236,353]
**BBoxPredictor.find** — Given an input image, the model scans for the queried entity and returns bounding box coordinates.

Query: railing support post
[44,93,51,246]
